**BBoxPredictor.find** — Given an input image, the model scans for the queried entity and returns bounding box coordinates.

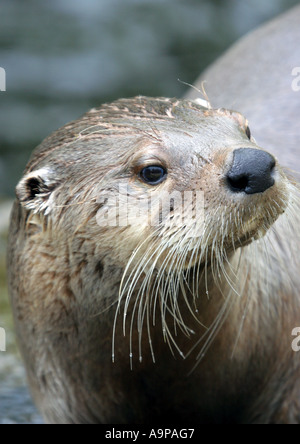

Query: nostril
[227,174,249,193]
[227,148,276,195]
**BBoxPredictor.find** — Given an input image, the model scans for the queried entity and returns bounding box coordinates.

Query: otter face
[121,106,288,265]
[16,97,289,271]
[14,96,292,362]
[92,104,289,274]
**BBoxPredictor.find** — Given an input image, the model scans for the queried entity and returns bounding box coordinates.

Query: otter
[7,96,300,424]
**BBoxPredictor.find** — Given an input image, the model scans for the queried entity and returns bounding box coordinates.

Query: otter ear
[16,168,59,215]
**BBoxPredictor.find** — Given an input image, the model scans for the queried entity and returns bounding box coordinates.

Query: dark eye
[245,126,251,140]
[140,166,167,185]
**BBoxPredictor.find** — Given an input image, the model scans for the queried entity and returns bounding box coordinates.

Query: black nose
[227,148,276,195]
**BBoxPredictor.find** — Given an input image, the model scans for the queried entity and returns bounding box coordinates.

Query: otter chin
[7,97,300,424]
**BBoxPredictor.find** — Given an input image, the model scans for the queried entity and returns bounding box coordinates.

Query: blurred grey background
[0,0,299,424]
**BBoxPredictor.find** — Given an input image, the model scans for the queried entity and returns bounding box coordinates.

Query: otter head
[15,97,290,359]
[16,98,288,265]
